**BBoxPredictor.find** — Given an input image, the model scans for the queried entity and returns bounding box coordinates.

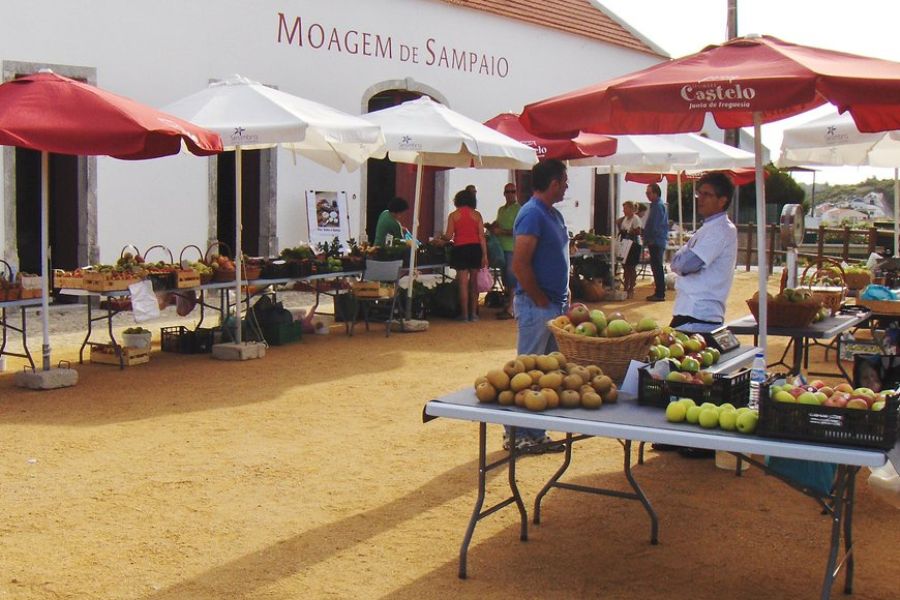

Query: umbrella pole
[608,168,616,288]
[753,114,768,353]
[405,156,424,320]
[235,146,243,344]
[677,173,684,246]
[691,180,697,232]
[894,168,899,257]
[40,151,51,371]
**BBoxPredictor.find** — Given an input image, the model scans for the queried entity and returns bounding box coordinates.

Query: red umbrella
[483,112,616,161]
[626,168,762,186]
[521,35,900,351]
[0,71,222,375]
[0,71,222,158]
[520,35,900,137]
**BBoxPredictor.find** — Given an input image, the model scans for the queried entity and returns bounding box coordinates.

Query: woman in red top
[444,188,489,322]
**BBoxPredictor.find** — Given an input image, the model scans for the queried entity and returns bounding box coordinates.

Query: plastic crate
[638,366,751,408]
[757,382,900,450]
[160,326,215,354]
[261,321,302,345]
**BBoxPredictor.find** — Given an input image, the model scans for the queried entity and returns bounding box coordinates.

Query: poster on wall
[306,190,350,248]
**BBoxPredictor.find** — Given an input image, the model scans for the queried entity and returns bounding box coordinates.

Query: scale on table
[780,204,805,288]
[703,326,741,353]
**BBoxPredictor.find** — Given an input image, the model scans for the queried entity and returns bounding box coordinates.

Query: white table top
[425,389,893,469]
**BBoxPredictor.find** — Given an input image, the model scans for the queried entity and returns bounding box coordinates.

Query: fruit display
[473,352,619,411]
[549,305,658,339]
[664,397,759,434]
[572,230,611,251]
[768,379,888,411]
[648,326,721,368]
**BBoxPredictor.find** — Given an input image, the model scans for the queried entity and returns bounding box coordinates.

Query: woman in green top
[373,197,410,246]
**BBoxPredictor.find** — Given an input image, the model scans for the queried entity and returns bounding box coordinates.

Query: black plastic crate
[757,382,899,450]
[160,326,215,354]
[638,366,750,408]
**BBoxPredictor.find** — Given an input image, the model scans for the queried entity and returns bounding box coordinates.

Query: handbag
[476,267,494,293]
[616,238,634,261]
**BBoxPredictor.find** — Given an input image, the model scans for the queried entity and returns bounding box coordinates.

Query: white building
[0,0,666,272]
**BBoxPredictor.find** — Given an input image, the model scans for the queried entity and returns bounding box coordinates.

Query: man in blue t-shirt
[504,159,570,454]
[643,183,669,301]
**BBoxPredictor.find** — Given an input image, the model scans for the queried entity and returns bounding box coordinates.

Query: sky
[598,0,900,185]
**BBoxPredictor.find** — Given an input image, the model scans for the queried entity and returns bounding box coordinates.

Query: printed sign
[306,190,350,247]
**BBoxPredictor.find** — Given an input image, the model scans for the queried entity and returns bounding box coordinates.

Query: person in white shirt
[669,171,737,329]
[616,201,643,298]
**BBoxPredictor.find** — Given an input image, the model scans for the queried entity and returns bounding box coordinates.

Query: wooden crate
[351,282,393,298]
[83,272,142,292]
[857,298,900,316]
[55,275,84,289]
[89,343,150,366]
[175,269,201,289]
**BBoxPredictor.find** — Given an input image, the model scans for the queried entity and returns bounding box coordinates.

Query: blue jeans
[502,251,517,296]
[504,294,566,440]
[648,244,666,297]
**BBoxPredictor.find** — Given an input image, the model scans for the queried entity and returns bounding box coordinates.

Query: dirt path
[1,272,897,599]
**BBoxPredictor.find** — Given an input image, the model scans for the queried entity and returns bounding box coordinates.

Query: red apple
[809,380,825,390]
[567,303,591,325]
[846,398,869,410]
[789,387,806,398]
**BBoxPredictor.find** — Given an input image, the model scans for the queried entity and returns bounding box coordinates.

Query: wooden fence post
[842,226,851,262]
[817,225,825,268]
[745,223,754,271]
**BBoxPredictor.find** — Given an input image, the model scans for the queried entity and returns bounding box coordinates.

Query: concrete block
[211,342,266,361]
[14,368,79,390]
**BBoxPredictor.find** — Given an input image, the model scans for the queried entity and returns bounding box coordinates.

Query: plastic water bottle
[748,352,767,410]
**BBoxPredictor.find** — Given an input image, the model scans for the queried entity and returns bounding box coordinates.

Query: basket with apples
[758,376,900,450]
[474,352,618,412]
[648,327,722,368]
[747,288,823,328]
[546,304,659,383]
[638,359,750,408]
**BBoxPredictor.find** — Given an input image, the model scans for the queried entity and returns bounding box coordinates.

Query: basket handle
[801,257,846,290]
[205,241,233,262]
[0,258,12,281]
[119,244,142,261]
[179,244,204,266]
[143,244,175,265]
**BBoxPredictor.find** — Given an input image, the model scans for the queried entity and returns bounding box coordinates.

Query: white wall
[0,0,663,262]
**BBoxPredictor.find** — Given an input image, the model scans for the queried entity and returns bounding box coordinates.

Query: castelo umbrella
[483,112,616,161]
[521,34,900,351]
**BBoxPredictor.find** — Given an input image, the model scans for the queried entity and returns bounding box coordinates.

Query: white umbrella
[365,97,537,318]
[163,75,385,343]
[570,135,701,277]
[779,110,900,256]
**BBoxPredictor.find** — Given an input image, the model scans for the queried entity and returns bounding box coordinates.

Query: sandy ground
[0,272,898,600]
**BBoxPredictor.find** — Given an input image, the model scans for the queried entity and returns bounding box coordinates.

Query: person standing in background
[644,183,669,301]
[444,189,488,322]
[490,183,521,319]
[616,201,643,299]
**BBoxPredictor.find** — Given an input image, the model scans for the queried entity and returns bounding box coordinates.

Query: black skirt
[450,243,483,270]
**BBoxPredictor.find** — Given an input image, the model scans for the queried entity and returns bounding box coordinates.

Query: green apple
[668,343,685,359]
[698,408,720,429]
[797,392,821,406]
[735,407,752,417]
[871,401,886,411]
[718,403,736,413]
[656,345,670,359]
[589,309,607,332]
[666,402,688,423]
[700,402,718,412]
[680,357,701,373]
[773,390,797,403]
[677,398,697,411]
[735,411,759,434]
[846,398,868,410]
[719,410,738,431]
[685,405,703,424]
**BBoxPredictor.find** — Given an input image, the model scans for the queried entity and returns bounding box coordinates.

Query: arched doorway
[365,90,439,243]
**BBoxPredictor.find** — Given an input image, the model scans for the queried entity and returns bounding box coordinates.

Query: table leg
[820,465,858,600]
[457,424,528,580]
[791,336,804,375]
[79,300,93,364]
[105,302,124,370]
[623,440,659,545]
[534,433,574,525]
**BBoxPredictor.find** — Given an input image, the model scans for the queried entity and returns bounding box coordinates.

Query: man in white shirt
[669,171,737,329]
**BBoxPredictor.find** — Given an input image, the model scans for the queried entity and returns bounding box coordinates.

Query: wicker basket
[547,320,659,383]
[844,270,872,291]
[801,261,846,315]
[746,298,821,328]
